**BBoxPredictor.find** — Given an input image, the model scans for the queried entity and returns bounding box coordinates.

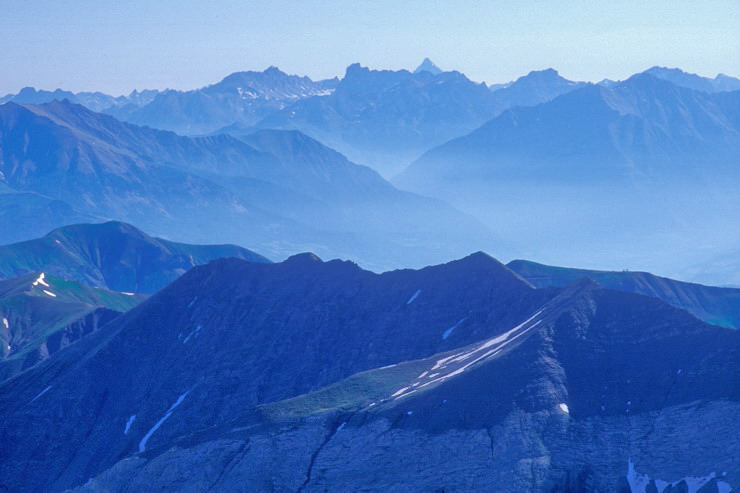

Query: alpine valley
[0,57,738,493]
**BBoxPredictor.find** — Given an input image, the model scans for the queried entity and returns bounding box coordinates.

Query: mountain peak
[414,58,443,75]
[525,68,562,80]
[284,252,323,264]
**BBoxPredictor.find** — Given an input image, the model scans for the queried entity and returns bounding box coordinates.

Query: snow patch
[2,317,8,329]
[442,318,467,340]
[138,391,190,452]
[124,415,137,434]
[406,411,413,416]
[337,422,346,431]
[182,325,203,344]
[121,292,135,296]
[406,290,422,305]
[391,387,410,397]
[32,272,50,287]
[391,310,544,401]
[42,290,57,298]
[559,403,569,414]
[30,385,52,403]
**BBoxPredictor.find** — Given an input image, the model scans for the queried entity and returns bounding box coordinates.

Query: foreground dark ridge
[74,278,739,491]
[0,251,554,492]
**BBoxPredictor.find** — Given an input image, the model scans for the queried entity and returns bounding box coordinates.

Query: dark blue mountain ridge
[1,253,736,491]
[507,259,740,329]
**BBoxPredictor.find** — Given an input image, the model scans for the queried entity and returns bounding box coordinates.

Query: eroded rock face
[0,253,552,492]
[71,402,738,492]
[2,253,737,492]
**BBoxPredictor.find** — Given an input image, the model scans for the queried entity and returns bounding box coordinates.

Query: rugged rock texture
[69,279,739,492]
[0,252,552,492]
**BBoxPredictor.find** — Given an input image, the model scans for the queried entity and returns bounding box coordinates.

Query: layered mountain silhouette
[256,64,585,175]
[0,181,101,244]
[1,253,735,491]
[508,259,740,329]
[395,73,740,281]
[644,66,740,93]
[105,66,338,135]
[0,99,498,270]
[2,65,590,178]
[0,86,159,112]
[0,272,144,381]
[0,221,269,293]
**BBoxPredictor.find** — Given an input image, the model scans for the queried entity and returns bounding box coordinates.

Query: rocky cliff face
[0,252,555,492]
[69,279,739,492]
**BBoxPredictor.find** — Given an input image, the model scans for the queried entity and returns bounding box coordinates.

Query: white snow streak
[390,310,544,401]
[30,385,52,403]
[442,318,467,340]
[406,290,422,305]
[182,325,203,344]
[42,290,57,298]
[124,415,137,434]
[2,317,8,329]
[138,391,190,452]
[559,403,570,414]
[121,292,135,296]
[187,297,198,308]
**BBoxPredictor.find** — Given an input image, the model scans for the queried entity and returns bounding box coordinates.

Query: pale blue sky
[2,0,738,95]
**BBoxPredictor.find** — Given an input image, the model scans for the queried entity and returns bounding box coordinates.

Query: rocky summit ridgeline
[0,252,736,492]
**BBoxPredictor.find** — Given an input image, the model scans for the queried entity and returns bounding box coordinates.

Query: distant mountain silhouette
[0,100,498,271]
[395,73,740,283]
[105,66,338,135]
[644,66,740,93]
[0,221,269,293]
[507,259,740,328]
[414,57,443,74]
[0,86,158,112]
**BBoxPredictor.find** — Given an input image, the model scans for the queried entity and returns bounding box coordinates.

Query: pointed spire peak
[414,58,443,75]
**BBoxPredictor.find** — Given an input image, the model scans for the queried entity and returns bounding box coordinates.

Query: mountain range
[395,73,740,280]
[0,271,144,381]
[0,99,498,271]
[0,253,735,492]
[508,259,740,329]
[0,221,269,293]
[256,63,587,176]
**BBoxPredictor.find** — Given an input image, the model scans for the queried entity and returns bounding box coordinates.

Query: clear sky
[2,0,738,95]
